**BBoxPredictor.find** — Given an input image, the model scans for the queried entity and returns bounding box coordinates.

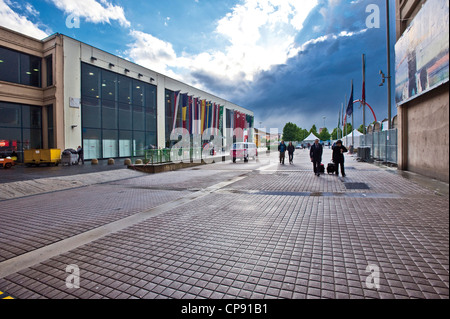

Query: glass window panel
[133,105,145,131]
[119,103,132,130]
[22,105,42,129]
[0,102,21,128]
[146,108,157,133]
[82,97,101,128]
[102,99,118,129]
[118,75,131,104]
[102,70,117,101]
[0,127,21,160]
[132,80,144,106]
[23,128,42,150]
[46,55,53,87]
[83,128,101,160]
[165,89,174,147]
[81,64,101,98]
[145,84,157,111]
[133,131,145,156]
[20,53,41,87]
[102,129,118,158]
[0,46,20,83]
[119,130,132,157]
[146,132,157,150]
[47,104,55,149]
[165,89,173,117]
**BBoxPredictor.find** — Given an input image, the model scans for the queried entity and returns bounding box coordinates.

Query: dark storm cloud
[190,0,396,131]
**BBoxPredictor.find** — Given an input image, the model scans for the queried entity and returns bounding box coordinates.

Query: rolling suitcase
[319,164,325,174]
[327,163,335,174]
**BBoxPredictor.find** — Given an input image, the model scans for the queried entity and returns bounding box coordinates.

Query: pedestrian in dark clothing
[77,146,84,164]
[287,142,295,164]
[310,139,323,176]
[278,141,287,165]
[332,140,348,177]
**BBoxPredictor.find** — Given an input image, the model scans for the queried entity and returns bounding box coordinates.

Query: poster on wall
[395,0,449,105]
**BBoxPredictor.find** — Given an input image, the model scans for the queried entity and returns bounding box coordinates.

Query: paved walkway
[0,149,448,299]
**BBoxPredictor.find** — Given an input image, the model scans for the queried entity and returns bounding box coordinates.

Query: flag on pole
[188,95,193,134]
[338,107,341,131]
[201,100,206,134]
[346,80,354,117]
[181,93,188,130]
[212,102,216,132]
[219,105,224,135]
[172,90,181,132]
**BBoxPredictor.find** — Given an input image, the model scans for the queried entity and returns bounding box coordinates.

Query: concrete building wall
[398,82,449,182]
[63,37,82,150]
[395,0,449,183]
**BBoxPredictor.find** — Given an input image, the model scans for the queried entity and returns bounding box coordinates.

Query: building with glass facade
[0,26,254,162]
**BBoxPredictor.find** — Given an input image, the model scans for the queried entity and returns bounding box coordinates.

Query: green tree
[299,128,309,141]
[318,127,331,141]
[282,122,299,141]
[310,125,318,136]
[357,124,365,134]
[342,123,353,136]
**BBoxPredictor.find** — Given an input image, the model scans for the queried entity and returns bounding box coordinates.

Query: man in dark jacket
[332,140,348,177]
[278,141,287,165]
[77,146,84,165]
[310,139,323,176]
[287,142,295,164]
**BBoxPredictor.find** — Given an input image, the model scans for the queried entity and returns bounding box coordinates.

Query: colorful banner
[219,105,224,135]
[395,0,449,104]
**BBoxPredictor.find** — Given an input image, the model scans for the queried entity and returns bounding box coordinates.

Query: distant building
[395,0,449,182]
[0,26,254,161]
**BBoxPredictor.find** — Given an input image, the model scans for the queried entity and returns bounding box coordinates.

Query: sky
[0,0,398,132]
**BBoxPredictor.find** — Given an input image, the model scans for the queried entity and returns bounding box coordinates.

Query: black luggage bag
[327,163,335,174]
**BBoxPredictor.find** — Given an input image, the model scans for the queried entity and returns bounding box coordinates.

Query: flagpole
[362,54,366,135]
[341,103,344,140]
[344,94,347,144]
[351,80,354,147]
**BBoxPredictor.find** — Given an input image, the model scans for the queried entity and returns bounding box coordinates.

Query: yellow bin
[24,149,61,166]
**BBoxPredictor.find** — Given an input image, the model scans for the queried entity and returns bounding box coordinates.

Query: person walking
[278,141,287,165]
[332,140,348,177]
[310,139,323,176]
[77,145,84,165]
[287,142,295,164]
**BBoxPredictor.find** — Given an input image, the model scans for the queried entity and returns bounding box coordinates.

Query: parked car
[231,142,258,163]
[0,157,15,169]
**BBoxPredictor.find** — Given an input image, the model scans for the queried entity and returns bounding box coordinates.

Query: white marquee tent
[302,132,321,143]
[343,129,363,148]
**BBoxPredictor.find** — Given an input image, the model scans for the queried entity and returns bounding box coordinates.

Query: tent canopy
[302,132,320,142]
[343,129,363,139]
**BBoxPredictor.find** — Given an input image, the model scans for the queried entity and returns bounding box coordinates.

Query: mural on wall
[395,0,449,104]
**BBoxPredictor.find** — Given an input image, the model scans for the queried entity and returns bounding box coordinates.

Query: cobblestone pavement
[0,149,448,299]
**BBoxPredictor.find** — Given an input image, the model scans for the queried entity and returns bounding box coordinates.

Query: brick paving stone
[0,151,448,300]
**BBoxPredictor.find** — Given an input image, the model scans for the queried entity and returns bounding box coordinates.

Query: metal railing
[144,147,220,164]
[359,129,398,164]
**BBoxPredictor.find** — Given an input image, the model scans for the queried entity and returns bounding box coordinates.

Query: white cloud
[0,0,49,39]
[126,0,319,90]
[126,30,181,79]
[49,0,130,27]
